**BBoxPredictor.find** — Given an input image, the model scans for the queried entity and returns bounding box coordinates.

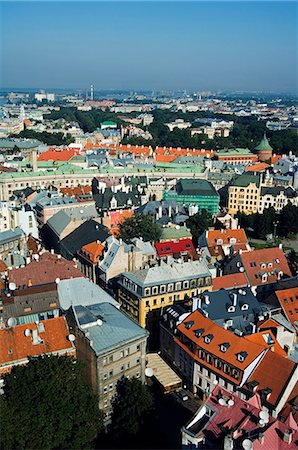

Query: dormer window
[230,238,236,244]
[262,274,268,283]
[185,320,194,330]
[274,258,280,264]
[220,343,230,353]
[216,239,223,245]
[278,271,283,280]
[194,328,205,338]
[267,262,273,268]
[261,263,266,269]
[228,305,236,313]
[204,334,214,344]
[237,351,248,362]
[241,303,249,311]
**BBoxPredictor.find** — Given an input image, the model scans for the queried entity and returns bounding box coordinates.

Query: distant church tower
[90,84,94,101]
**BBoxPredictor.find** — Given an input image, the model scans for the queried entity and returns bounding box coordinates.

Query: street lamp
[273,221,279,239]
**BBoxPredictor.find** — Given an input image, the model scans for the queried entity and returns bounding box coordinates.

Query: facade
[228,174,261,215]
[163,179,220,216]
[67,302,148,421]
[117,259,212,329]
[259,186,298,213]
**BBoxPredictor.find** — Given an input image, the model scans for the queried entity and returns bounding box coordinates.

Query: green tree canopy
[0,355,103,449]
[186,209,213,241]
[118,213,161,243]
[110,377,154,442]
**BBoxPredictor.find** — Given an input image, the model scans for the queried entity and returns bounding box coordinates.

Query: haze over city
[1,1,297,93]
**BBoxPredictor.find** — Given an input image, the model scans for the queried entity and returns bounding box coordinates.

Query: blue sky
[0,1,297,92]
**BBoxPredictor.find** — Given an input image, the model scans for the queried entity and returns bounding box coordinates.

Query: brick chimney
[283,429,293,445]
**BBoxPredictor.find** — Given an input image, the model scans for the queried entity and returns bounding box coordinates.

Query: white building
[259,186,298,213]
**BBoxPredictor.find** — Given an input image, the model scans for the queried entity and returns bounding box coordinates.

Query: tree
[278,203,298,237]
[186,209,213,242]
[118,214,161,243]
[253,207,277,239]
[110,377,154,443]
[0,355,103,449]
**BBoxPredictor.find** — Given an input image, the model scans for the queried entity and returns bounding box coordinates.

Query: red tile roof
[253,416,298,450]
[60,185,92,200]
[155,238,195,257]
[79,241,104,264]
[280,381,298,423]
[109,209,134,237]
[246,350,297,408]
[175,310,267,385]
[206,229,248,246]
[276,287,298,327]
[0,317,75,372]
[240,247,291,287]
[245,162,270,172]
[212,273,248,291]
[38,148,79,162]
[9,252,83,289]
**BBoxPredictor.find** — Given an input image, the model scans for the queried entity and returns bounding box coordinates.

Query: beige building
[228,174,261,215]
[67,302,148,422]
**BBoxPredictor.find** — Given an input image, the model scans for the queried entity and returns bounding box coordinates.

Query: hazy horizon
[1,1,297,93]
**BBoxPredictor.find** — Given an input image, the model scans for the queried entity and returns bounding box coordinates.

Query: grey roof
[57,277,119,310]
[0,227,24,244]
[47,210,72,235]
[0,138,42,149]
[36,195,77,208]
[73,302,148,356]
[176,179,219,197]
[261,186,297,198]
[47,204,99,236]
[122,259,211,287]
[232,174,261,187]
[199,287,265,333]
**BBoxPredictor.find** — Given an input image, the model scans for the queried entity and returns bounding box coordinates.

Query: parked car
[175,390,189,401]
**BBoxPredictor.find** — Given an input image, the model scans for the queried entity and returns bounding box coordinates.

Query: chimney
[279,243,283,249]
[283,429,293,445]
[169,204,172,218]
[224,434,234,450]
[258,433,265,445]
[232,293,237,307]
[158,204,162,219]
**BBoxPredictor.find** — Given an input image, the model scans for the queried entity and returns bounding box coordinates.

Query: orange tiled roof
[276,287,298,327]
[109,209,134,236]
[246,350,296,407]
[207,228,248,246]
[245,162,270,172]
[245,331,286,356]
[0,317,74,368]
[60,185,92,200]
[271,154,282,164]
[38,148,79,162]
[212,272,248,291]
[80,241,104,264]
[175,310,267,385]
[240,247,291,287]
[0,259,8,272]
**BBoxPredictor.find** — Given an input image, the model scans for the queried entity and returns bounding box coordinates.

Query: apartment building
[228,174,261,215]
[258,186,298,213]
[66,302,148,422]
[117,259,212,329]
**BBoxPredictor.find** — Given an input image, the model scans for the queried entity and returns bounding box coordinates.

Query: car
[175,390,189,401]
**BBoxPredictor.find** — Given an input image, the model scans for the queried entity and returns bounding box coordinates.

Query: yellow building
[117,260,212,331]
[228,174,261,215]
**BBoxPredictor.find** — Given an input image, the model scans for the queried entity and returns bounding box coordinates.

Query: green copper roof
[217,148,253,156]
[254,134,273,151]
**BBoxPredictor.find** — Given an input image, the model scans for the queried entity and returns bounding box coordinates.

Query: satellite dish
[259,410,269,420]
[218,398,227,406]
[259,419,265,426]
[145,367,154,377]
[228,399,234,407]
[24,329,31,337]
[96,319,103,326]
[55,278,60,284]
[239,267,245,272]
[68,334,76,342]
[7,317,17,327]
[242,439,253,450]
[8,282,16,291]
[213,379,218,385]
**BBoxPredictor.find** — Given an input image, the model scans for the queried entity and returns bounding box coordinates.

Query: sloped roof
[245,162,270,172]
[9,252,82,288]
[246,350,296,407]
[276,287,298,327]
[73,302,148,356]
[206,228,248,246]
[212,273,248,291]
[79,241,104,264]
[0,317,74,367]
[155,238,195,257]
[254,133,273,151]
[240,247,291,287]
[176,310,267,384]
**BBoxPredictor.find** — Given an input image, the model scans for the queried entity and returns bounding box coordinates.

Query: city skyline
[0,1,297,93]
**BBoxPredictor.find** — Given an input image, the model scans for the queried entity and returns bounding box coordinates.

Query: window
[161,297,165,305]
[152,286,158,295]
[145,300,150,308]
[103,373,108,380]
[109,370,113,377]
[168,283,174,292]
[103,386,108,394]
[160,285,166,293]
[125,348,130,356]
[136,344,140,351]
[120,351,124,358]
[215,359,222,369]
[109,384,113,391]
[136,372,140,378]
[144,288,150,296]
[153,299,157,306]
[109,355,113,363]
[175,282,182,290]
[183,281,189,289]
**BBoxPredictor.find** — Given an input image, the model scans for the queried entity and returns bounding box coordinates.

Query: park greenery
[236,204,298,239]
[28,106,297,154]
[186,209,213,244]
[0,355,103,449]
[118,213,161,243]
[107,377,155,449]
[11,129,74,146]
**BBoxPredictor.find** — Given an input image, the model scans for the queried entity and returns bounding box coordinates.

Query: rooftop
[73,302,148,356]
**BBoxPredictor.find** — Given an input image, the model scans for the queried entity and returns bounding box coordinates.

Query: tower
[254,133,273,162]
[90,84,94,101]
[19,104,25,122]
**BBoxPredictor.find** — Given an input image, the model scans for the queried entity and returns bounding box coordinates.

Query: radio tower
[90,84,94,101]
